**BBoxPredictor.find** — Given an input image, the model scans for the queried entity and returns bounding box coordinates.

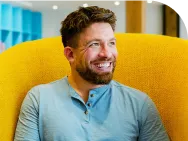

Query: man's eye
[110,41,116,46]
[89,43,100,47]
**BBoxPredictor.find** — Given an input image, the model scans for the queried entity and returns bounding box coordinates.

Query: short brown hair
[60,6,117,48]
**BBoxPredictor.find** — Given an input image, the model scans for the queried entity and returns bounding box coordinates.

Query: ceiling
[4,1,126,12]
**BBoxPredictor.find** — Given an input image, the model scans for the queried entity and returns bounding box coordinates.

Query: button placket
[87,103,91,107]
[84,108,90,122]
[87,94,94,109]
[84,91,96,122]
[84,110,89,115]
[86,100,93,109]
[90,94,94,97]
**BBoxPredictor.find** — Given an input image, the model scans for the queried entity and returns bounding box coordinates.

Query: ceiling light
[83,3,88,7]
[114,1,120,6]
[147,0,153,3]
[52,5,58,10]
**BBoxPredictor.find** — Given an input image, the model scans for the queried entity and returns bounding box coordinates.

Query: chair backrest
[0,33,188,141]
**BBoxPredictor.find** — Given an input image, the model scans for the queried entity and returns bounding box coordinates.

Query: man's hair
[60,6,117,48]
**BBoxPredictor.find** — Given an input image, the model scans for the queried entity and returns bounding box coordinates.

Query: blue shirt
[14,77,169,141]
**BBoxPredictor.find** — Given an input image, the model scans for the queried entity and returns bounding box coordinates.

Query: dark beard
[76,62,116,85]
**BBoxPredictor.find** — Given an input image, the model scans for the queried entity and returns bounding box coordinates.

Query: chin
[76,64,115,85]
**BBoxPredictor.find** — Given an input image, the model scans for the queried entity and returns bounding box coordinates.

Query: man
[14,6,170,141]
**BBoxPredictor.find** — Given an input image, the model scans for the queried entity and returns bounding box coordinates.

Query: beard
[76,58,116,85]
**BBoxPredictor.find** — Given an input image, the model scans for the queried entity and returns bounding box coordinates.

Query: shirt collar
[65,76,111,99]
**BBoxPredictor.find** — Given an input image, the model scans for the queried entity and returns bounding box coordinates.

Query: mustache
[91,57,116,63]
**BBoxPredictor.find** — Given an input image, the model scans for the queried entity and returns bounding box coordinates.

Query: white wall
[42,2,187,39]
[42,10,72,38]
[180,18,188,39]
[145,3,163,35]
[110,5,126,33]
[42,5,126,38]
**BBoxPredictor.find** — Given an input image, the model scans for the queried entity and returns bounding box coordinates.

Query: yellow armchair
[0,33,188,140]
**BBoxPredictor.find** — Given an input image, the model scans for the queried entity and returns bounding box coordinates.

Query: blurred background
[0,1,187,53]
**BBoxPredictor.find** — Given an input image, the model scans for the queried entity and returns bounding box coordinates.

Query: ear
[64,47,75,64]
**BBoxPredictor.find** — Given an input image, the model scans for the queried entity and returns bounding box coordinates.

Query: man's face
[72,22,118,85]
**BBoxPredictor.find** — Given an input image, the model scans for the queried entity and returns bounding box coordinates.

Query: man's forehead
[81,22,113,32]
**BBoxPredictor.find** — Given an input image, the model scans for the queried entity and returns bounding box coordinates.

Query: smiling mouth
[95,62,111,68]
[92,62,113,72]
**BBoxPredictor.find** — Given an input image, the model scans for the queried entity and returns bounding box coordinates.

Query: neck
[67,71,104,103]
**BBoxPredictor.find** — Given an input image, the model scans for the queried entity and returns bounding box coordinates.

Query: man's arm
[138,97,170,141]
[14,87,40,141]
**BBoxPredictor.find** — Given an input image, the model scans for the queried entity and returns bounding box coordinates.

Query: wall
[42,10,71,38]
[145,3,163,35]
[112,5,126,33]
[42,2,187,39]
[180,18,188,39]
[42,4,126,38]
[0,2,42,50]
[2,1,187,39]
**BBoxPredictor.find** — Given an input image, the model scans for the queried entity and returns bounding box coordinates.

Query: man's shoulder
[27,77,68,96]
[110,80,148,102]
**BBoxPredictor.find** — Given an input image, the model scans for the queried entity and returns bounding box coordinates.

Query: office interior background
[0,1,187,53]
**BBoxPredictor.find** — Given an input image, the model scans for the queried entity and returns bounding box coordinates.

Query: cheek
[78,54,89,66]
[85,49,98,61]
[115,50,118,58]
[111,48,118,58]
[73,55,82,67]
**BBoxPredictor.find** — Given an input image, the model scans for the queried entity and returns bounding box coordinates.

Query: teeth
[97,63,110,68]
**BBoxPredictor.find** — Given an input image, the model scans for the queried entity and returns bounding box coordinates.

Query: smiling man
[65,22,117,102]
[14,6,170,141]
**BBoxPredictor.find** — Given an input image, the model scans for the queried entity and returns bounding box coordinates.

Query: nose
[98,44,112,58]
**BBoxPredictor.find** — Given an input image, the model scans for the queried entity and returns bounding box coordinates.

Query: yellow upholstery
[0,33,188,140]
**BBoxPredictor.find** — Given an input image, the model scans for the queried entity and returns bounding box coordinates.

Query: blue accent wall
[0,3,42,49]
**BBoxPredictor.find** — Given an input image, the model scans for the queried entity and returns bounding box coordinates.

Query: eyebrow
[85,37,116,46]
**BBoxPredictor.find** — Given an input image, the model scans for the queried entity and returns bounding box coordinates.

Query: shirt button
[90,94,94,97]
[87,103,91,107]
[84,110,88,115]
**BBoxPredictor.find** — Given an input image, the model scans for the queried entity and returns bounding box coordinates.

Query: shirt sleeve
[138,96,170,141]
[14,87,40,141]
